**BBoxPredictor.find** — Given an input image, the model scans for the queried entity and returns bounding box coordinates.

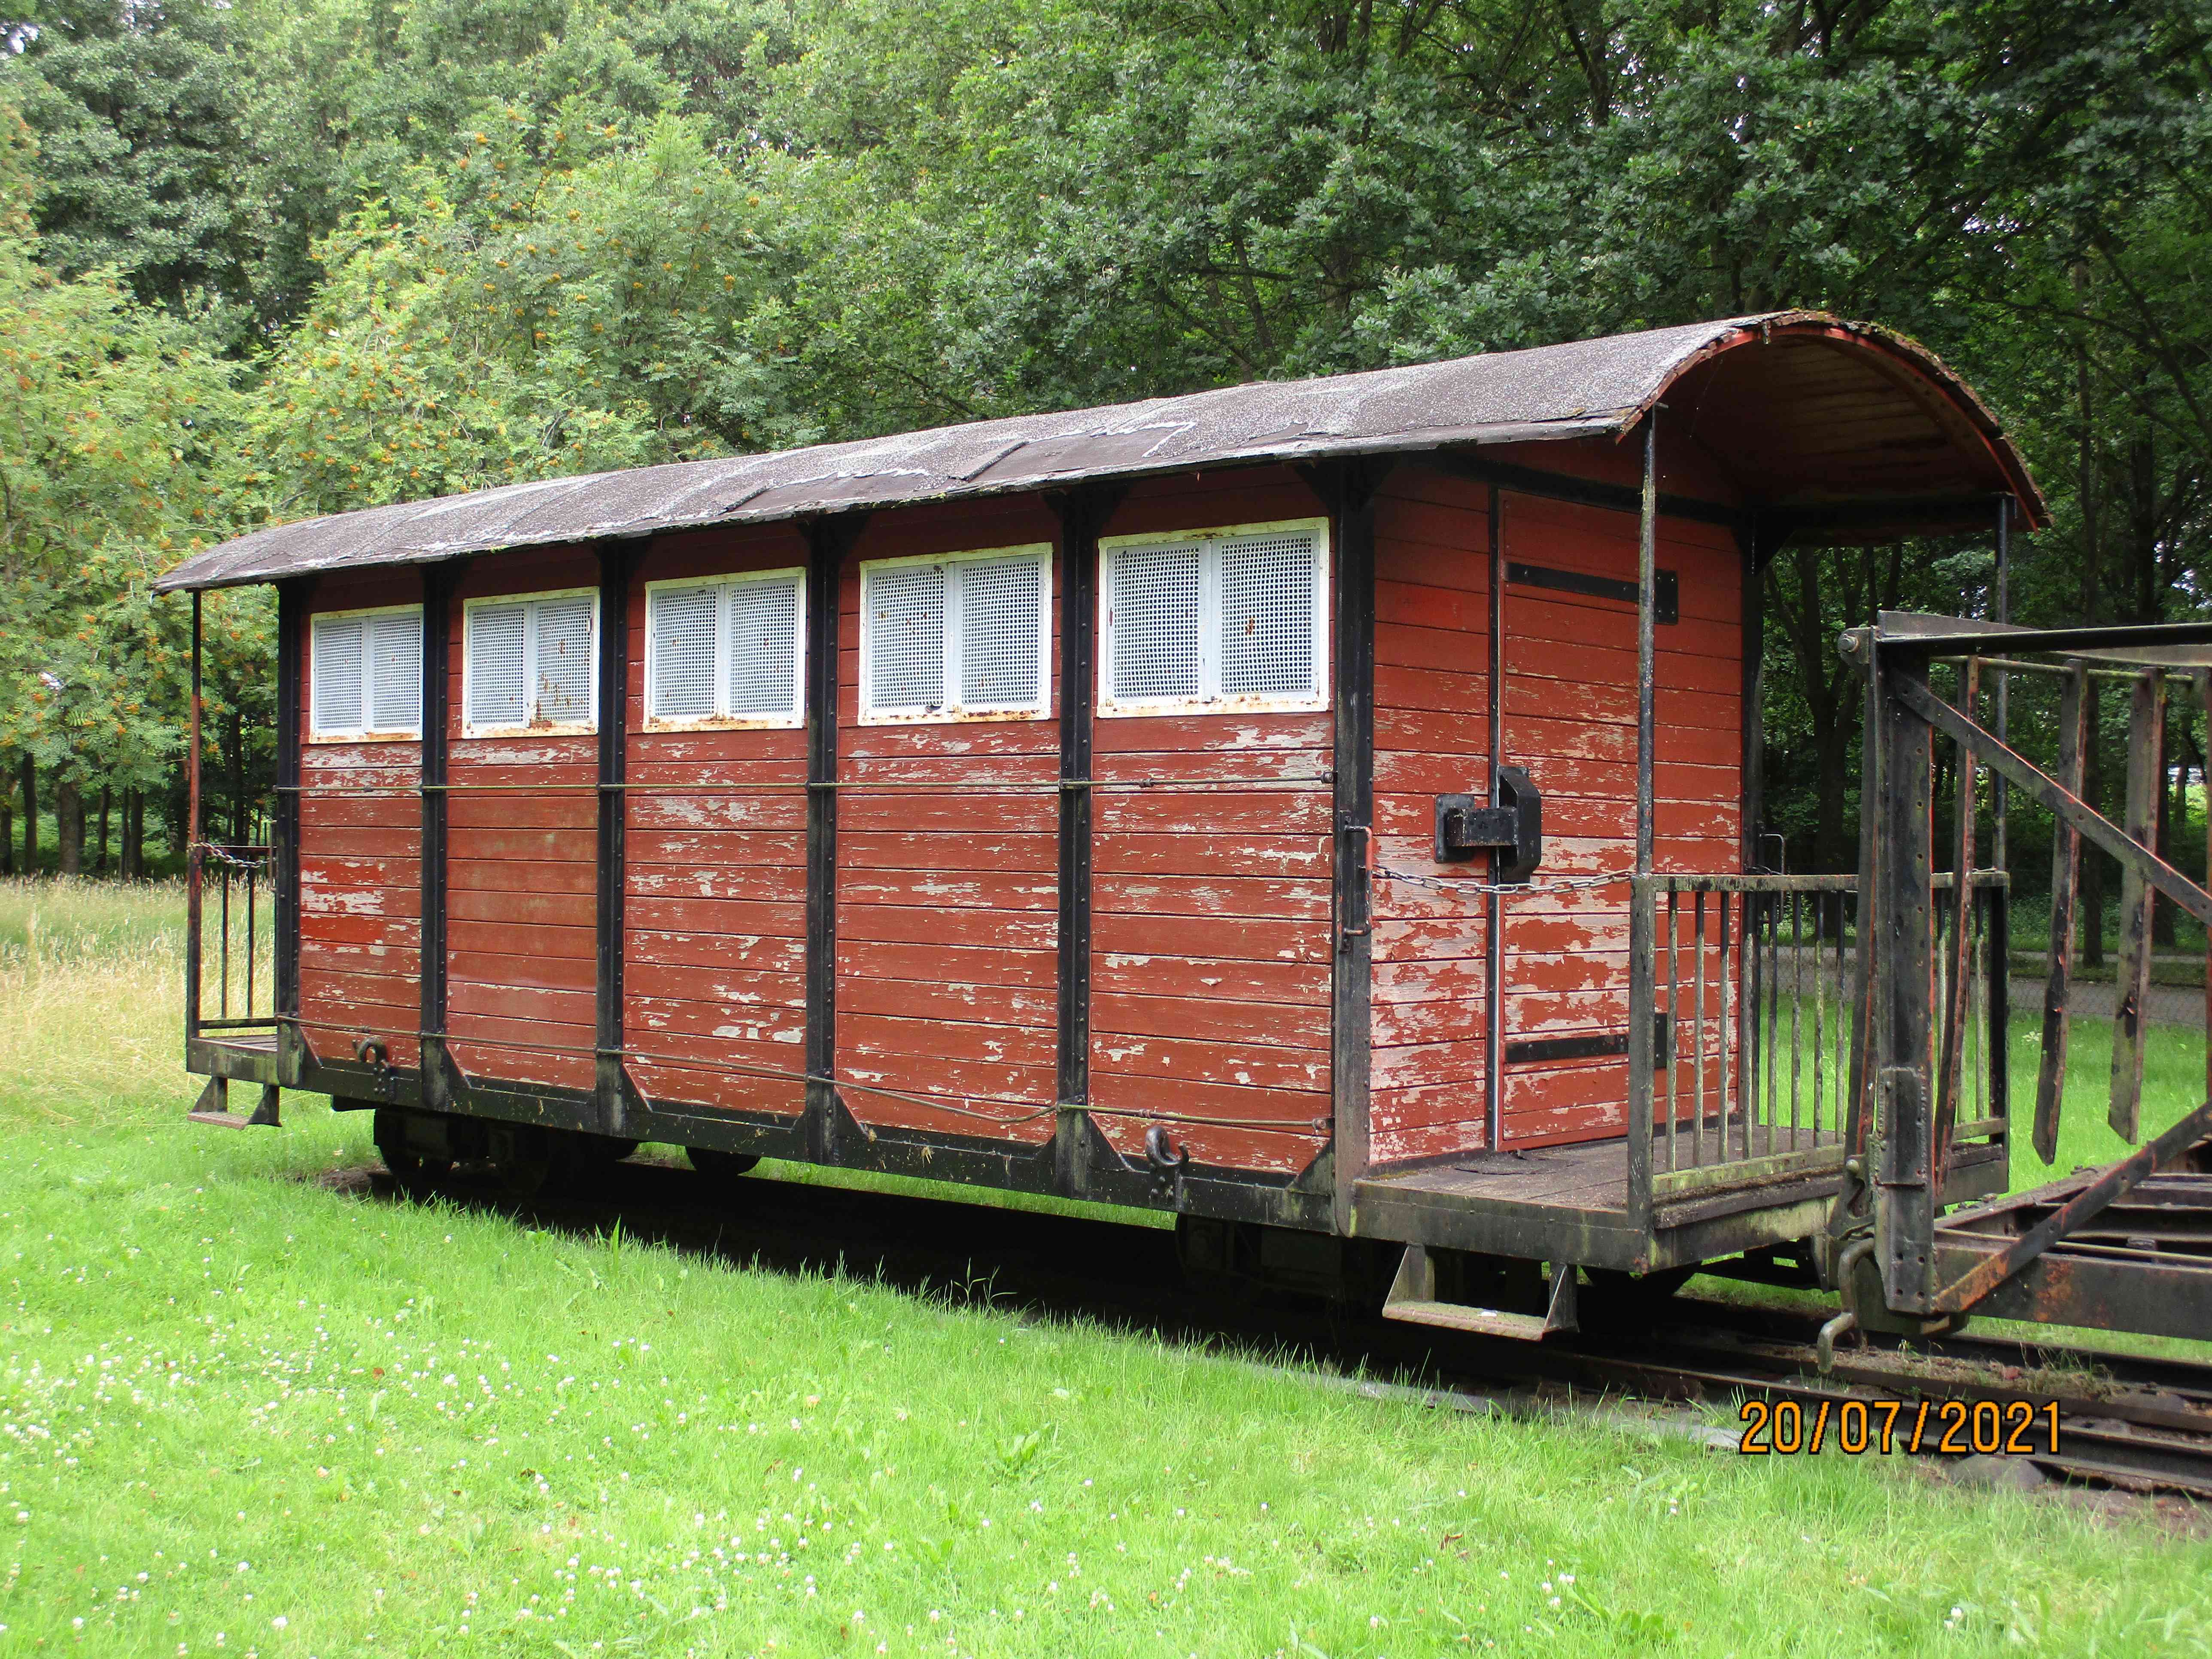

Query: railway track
[316,1155,2212,1501]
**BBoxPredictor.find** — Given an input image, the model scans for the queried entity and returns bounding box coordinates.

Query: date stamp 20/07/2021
[1738,1398,2062,1457]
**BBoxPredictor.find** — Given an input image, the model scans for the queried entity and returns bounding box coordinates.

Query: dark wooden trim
[1301,458,1392,1230]
[274,579,306,1040]
[804,514,869,1162]
[1425,451,1747,531]
[1506,559,1677,623]
[1486,486,1505,1151]
[1046,484,1126,1191]
[594,542,636,1134]
[418,564,454,1105]
[1878,647,1937,1310]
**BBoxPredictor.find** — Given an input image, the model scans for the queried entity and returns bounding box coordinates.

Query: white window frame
[460,586,600,738]
[643,567,808,731]
[858,543,1054,725]
[308,602,424,743]
[1097,516,1331,717]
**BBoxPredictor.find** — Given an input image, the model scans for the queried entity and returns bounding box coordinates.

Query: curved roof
[156,310,2043,592]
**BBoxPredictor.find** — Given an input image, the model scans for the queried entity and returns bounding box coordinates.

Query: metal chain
[1371,864,1634,899]
[193,842,273,873]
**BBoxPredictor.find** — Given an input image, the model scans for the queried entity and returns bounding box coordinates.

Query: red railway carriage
[164,312,2046,1326]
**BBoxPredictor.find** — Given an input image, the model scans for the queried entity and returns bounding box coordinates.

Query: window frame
[857,543,1054,726]
[460,586,601,738]
[1096,516,1331,718]
[307,602,425,744]
[642,567,808,732]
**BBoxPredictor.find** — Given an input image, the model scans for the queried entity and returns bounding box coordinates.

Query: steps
[1381,1243,1578,1340]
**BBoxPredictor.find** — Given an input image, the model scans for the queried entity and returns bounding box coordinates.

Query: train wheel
[487,1124,562,1203]
[687,1146,760,1182]
[559,1133,640,1196]
[373,1107,453,1200]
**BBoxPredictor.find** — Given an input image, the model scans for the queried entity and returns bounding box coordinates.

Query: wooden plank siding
[1369,466,1493,1164]
[444,549,601,1093]
[1088,469,1335,1176]
[297,570,424,1071]
[622,524,812,1119]
[835,498,1066,1146]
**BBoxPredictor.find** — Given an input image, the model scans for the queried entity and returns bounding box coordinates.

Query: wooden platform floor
[1362,1139,1632,1214]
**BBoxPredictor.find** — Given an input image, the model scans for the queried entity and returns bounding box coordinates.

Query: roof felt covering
[155,311,2039,593]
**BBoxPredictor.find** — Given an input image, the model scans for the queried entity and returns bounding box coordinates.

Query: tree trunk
[55,777,82,876]
[19,757,35,876]
[0,797,10,875]
[228,707,246,847]
[96,785,110,878]
[123,788,141,879]
[2156,719,2179,946]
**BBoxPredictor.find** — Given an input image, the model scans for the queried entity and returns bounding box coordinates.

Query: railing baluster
[1719,893,1736,1161]
[219,864,231,1020]
[1693,890,1708,1165]
[1788,890,1803,1151]
[1745,890,1763,1156]
[246,864,258,1021]
[1667,886,1682,1170]
[1812,885,1826,1147]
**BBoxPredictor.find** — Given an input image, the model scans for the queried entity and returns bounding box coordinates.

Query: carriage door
[1489,494,1671,1149]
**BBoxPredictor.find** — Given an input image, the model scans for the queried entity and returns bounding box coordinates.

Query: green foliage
[0,0,2207,875]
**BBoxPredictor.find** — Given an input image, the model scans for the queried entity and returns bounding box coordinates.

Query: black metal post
[805,514,868,1161]
[419,564,454,1108]
[1993,496,2011,867]
[186,590,204,1043]
[1049,484,1122,1196]
[595,541,635,1135]
[1486,485,1506,1153]
[1321,460,1386,1228]
[274,579,305,1063]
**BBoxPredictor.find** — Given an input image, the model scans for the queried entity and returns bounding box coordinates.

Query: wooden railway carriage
[161,312,2048,1330]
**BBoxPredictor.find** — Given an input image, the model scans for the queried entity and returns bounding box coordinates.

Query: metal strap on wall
[805,514,869,1161]
[419,564,455,1106]
[594,542,635,1134]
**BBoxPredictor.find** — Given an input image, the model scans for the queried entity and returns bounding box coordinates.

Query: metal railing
[188,842,276,1037]
[1628,870,2007,1214]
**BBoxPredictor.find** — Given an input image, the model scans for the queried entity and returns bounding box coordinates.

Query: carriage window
[1099,519,1328,715]
[310,605,422,740]
[645,569,805,728]
[859,545,1051,722]
[463,589,598,735]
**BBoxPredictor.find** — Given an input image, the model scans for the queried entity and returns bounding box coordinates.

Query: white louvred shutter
[467,601,528,729]
[867,562,946,713]
[531,595,595,726]
[1218,530,1318,700]
[311,616,365,735]
[957,554,1044,712]
[650,584,717,721]
[726,573,800,717]
[1109,544,1202,703]
[367,609,423,734]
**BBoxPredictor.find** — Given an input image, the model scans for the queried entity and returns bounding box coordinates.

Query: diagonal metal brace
[1929,1097,2212,1315]
[1893,676,2212,928]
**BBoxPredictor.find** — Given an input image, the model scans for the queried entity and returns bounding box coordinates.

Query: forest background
[0,0,2205,956]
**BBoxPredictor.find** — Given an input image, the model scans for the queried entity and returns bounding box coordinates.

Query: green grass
[5,883,2212,1656]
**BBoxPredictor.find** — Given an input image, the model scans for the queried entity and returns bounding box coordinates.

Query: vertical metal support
[1877,644,1937,1312]
[2201,670,2211,1114]
[2033,660,2087,1162]
[1992,497,2011,867]
[1322,459,1386,1231]
[186,589,204,1044]
[594,543,634,1135]
[804,514,869,1161]
[1832,628,1881,1240]
[1625,416,1659,1237]
[1935,660,1979,1189]
[274,579,304,1071]
[1486,486,1506,1152]
[2109,668,2166,1141]
[1049,485,1122,1196]
[419,565,453,1109]
[1740,520,1766,871]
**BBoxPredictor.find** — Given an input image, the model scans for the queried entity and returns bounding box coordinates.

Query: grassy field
[3,879,2212,1657]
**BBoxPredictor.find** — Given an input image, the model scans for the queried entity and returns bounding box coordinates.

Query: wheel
[374,1106,453,1200]
[687,1145,760,1181]
[557,1133,640,1196]
[486,1123,563,1203]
